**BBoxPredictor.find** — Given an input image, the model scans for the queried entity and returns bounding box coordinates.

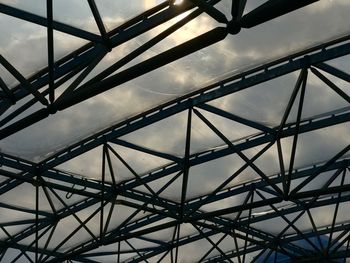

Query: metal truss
[1,0,350,262]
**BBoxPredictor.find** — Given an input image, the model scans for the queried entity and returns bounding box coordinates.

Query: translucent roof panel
[96,0,159,31]
[1,1,349,161]
[0,14,47,80]
[1,0,350,262]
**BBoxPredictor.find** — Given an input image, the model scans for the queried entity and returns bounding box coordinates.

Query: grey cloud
[1,1,350,261]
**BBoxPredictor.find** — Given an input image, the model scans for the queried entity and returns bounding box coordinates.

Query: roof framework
[0,0,350,262]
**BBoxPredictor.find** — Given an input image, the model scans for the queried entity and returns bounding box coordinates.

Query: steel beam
[0,4,349,260]
[0,1,198,107]
[34,39,350,171]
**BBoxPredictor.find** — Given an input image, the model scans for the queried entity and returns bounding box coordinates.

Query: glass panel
[191,107,260,154]
[121,111,188,157]
[0,248,35,263]
[96,0,158,31]
[0,64,19,87]
[1,0,46,16]
[281,122,350,171]
[208,72,297,127]
[0,1,349,260]
[1,1,349,162]
[53,0,99,34]
[0,14,47,78]
[187,154,243,199]
[0,82,182,161]
[286,70,350,123]
[53,30,89,61]
[108,144,171,178]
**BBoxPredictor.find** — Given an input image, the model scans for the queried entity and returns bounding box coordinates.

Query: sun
[173,0,184,5]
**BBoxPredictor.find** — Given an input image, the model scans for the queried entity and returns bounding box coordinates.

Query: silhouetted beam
[188,0,227,23]
[0,3,102,43]
[46,0,55,103]
[1,0,196,104]
[36,39,350,170]
[239,0,319,28]
[0,55,48,106]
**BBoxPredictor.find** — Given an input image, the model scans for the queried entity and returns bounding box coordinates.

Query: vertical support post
[306,208,324,251]
[47,0,55,103]
[276,68,306,198]
[117,241,120,263]
[232,229,242,263]
[286,69,307,194]
[174,224,181,263]
[345,235,350,263]
[87,0,109,46]
[242,189,254,263]
[100,145,106,243]
[327,169,346,253]
[170,225,176,263]
[180,106,192,219]
[276,139,287,195]
[35,173,39,263]
[39,223,58,262]
[105,145,117,188]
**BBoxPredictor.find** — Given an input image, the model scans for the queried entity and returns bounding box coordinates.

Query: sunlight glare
[173,0,184,5]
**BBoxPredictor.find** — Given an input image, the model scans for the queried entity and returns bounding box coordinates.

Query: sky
[0,0,350,262]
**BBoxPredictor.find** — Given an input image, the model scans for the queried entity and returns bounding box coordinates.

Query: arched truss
[0,0,350,262]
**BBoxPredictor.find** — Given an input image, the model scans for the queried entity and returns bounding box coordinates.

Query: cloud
[1,1,350,261]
